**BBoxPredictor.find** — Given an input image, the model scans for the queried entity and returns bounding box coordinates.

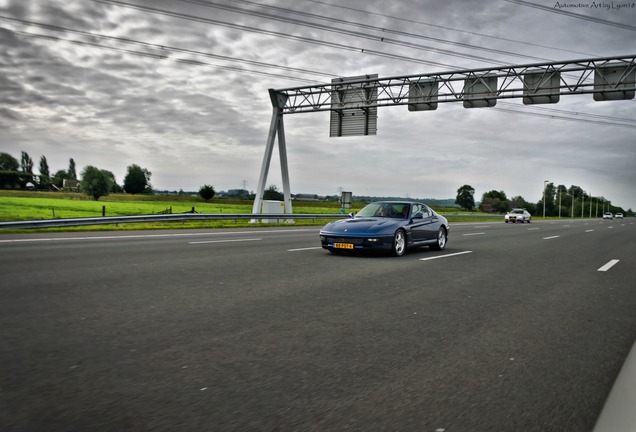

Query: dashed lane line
[598,260,620,272]
[420,251,473,261]
[189,238,262,245]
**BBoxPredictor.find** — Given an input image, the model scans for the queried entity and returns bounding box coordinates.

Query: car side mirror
[349,212,356,218]
[411,213,424,220]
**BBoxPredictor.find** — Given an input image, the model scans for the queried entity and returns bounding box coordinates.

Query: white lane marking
[528,228,540,231]
[543,236,560,240]
[585,229,595,233]
[0,229,317,244]
[462,232,485,236]
[189,238,262,245]
[287,246,323,251]
[598,259,620,272]
[420,251,473,261]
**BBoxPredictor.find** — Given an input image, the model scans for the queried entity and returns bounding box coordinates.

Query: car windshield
[511,209,524,214]
[356,202,410,219]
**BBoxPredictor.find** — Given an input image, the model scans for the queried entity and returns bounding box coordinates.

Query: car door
[409,204,437,242]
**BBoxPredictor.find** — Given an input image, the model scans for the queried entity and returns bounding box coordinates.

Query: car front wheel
[392,229,406,257]
[430,227,447,251]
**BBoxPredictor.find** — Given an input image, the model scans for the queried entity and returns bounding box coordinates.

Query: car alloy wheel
[392,229,406,257]
[430,227,447,251]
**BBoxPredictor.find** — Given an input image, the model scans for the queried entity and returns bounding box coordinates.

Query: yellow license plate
[334,243,354,249]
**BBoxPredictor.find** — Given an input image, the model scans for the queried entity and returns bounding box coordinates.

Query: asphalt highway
[1,218,635,431]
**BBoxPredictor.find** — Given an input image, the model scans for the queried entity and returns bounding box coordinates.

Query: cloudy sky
[1,0,635,209]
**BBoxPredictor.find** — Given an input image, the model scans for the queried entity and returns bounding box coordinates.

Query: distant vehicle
[615,213,623,219]
[504,208,532,223]
[319,201,449,257]
[603,212,613,219]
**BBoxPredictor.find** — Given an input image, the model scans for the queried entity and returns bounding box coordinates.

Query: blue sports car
[319,201,450,257]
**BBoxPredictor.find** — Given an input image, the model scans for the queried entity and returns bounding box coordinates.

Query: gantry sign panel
[252,55,635,216]
[329,74,378,137]
[594,63,636,101]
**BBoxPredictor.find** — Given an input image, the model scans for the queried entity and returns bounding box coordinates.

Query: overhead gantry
[251,54,636,217]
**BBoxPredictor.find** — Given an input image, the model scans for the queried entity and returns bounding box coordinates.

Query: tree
[80,166,113,200]
[123,164,152,194]
[19,151,34,188]
[198,185,215,202]
[39,156,50,188]
[102,170,123,193]
[68,158,77,180]
[455,185,475,211]
[263,185,284,201]
[480,190,509,213]
[0,152,20,189]
[536,182,557,216]
[20,151,33,174]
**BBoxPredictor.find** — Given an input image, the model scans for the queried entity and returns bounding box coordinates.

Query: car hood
[321,217,402,234]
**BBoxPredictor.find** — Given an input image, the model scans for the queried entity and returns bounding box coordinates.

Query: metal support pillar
[251,89,293,220]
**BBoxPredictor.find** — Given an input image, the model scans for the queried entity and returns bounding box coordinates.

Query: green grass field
[0,190,496,232]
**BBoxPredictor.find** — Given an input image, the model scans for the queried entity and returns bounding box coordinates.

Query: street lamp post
[543,180,549,219]
[582,192,585,218]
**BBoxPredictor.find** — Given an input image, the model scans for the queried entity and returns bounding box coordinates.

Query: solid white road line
[598,260,620,272]
[543,235,560,240]
[420,251,473,261]
[189,238,262,245]
[593,340,636,432]
[287,246,323,251]
[0,229,317,244]
[462,232,485,236]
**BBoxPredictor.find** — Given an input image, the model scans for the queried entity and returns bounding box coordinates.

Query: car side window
[413,204,431,218]
[413,204,421,216]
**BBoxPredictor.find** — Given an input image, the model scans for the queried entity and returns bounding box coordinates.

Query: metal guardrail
[0,213,347,229]
[0,212,498,230]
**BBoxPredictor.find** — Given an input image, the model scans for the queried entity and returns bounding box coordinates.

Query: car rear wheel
[430,227,447,251]
[392,229,406,257]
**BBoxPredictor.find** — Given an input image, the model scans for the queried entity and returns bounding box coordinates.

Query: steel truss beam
[278,55,636,113]
[251,55,635,217]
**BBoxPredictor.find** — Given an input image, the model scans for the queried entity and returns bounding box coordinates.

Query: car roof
[371,201,426,205]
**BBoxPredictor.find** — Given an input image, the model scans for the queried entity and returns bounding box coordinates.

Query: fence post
[102,206,106,217]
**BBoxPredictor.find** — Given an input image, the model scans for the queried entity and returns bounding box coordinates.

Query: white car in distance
[505,208,532,223]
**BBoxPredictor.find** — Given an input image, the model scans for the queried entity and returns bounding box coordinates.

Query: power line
[88,0,459,69]
[299,0,599,57]
[503,0,636,32]
[5,1,632,129]
[494,105,636,129]
[4,28,321,84]
[179,0,556,64]
[0,15,336,80]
